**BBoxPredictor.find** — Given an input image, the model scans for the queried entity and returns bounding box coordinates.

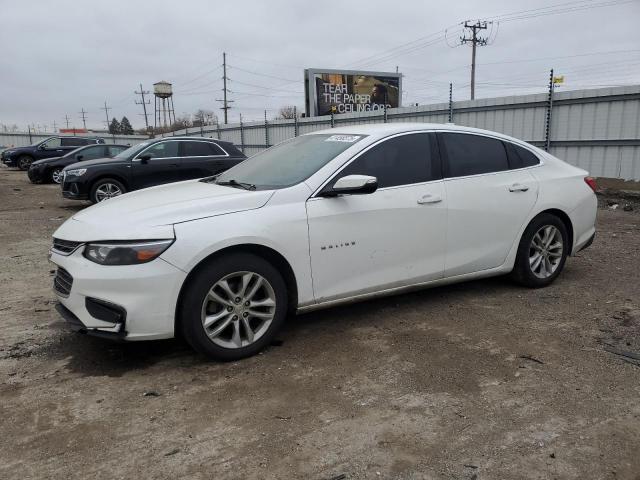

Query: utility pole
[101,101,116,142]
[79,108,88,130]
[64,115,70,129]
[135,83,151,131]
[545,68,555,152]
[216,52,233,124]
[460,20,489,100]
[52,120,58,133]
[448,83,453,123]
[101,101,111,130]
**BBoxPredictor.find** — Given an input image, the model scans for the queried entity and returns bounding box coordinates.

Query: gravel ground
[0,168,639,480]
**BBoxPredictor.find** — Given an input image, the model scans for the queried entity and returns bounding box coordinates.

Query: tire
[179,253,288,361]
[50,168,63,184]
[17,155,34,171]
[89,178,126,203]
[511,213,569,288]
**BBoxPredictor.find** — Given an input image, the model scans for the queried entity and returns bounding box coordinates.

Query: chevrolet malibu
[50,124,597,360]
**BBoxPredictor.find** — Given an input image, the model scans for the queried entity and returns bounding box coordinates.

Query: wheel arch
[536,208,574,254]
[89,173,130,191]
[174,243,299,336]
[516,208,574,255]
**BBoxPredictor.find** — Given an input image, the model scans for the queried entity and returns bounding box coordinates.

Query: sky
[1,0,639,131]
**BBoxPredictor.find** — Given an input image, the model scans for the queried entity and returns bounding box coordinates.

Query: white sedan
[50,123,597,360]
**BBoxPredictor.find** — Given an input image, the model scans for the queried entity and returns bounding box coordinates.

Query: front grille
[52,238,82,255]
[54,267,73,297]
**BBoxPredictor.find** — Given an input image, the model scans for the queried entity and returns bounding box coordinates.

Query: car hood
[53,179,275,242]
[3,146,28,155]
[32,156,62,166]
[62,157,119,169]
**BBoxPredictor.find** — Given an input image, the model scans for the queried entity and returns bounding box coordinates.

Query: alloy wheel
[51,169,63,184]
[18,156,32,170]
[95,183,122,202]
[529,225,563,279]
[200,271,276,349]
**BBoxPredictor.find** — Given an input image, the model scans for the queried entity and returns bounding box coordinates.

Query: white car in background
[49,123,597,360]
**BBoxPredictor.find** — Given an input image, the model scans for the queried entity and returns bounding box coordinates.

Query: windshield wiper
[216,179,256,190]
[200,174,220,184]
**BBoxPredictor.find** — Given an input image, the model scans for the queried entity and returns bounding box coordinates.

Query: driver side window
[43,137,61,148]
[337,133,436,189]
[142,141,179,159]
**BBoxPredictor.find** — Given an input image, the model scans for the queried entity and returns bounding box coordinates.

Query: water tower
[153,81,176,130]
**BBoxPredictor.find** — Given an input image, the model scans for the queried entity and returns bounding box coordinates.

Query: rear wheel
[50,168,63,184]
[511,213,569,288]
[17,155,34,171]
[179,253,288,361]
[90,178,126,203]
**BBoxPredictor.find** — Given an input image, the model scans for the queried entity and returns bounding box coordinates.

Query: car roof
[154,136,225,142]
[307,122,525,144]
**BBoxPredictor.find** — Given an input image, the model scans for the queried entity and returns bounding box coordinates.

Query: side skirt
[296,265,512,314]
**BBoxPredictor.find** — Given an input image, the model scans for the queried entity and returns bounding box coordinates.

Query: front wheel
[50,168,63,184]
[511,213,569,288]
[17,155,34,171]
[179,253,288,361]
[89,178,126,203]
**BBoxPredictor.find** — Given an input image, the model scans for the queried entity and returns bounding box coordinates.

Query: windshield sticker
[325,135,361,143]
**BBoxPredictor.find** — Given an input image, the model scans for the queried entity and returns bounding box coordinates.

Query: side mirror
[39,144,47,150]
[76,154,84,161]
[138,153,151,164]
[322,174,378,197]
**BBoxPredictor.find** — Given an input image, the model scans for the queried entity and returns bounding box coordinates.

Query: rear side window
[208,143,226,155]
[81,146,106,160]
[507,143,540,169]
[440,133,509,178]
[338,133,435,189]
[181,141,220,157]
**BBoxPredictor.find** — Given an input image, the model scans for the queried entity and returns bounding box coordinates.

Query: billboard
[304,68,402,117]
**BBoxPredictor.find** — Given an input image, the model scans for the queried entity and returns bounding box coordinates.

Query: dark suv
[28,144,129,184]
[61,137,246,203]
[1,136,105,170]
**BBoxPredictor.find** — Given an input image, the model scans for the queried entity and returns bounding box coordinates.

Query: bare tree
[193,109,216,127]
[278,106,298,119]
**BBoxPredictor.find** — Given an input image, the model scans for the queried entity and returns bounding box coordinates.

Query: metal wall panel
[0,132,148,148]
[5,86,638,180]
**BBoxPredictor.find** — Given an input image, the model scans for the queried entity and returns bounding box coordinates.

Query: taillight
[584,176,597,193]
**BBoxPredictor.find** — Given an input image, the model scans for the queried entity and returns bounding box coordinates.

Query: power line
[175,65,222,88]
[230,78,303,94]
[228,65,299,83]
[489,0,634,22]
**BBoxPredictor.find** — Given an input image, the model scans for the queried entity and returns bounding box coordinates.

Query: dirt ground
[1,167,639,480]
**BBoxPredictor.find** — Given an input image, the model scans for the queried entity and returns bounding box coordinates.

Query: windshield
[215,134,365,189]
[113,141,151,160]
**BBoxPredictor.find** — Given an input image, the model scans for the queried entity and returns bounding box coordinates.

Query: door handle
[509,183,529,192]
[417,194,442,204]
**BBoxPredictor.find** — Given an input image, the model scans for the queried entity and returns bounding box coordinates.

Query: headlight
[65,168,87,177]
[83,239,174,265]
